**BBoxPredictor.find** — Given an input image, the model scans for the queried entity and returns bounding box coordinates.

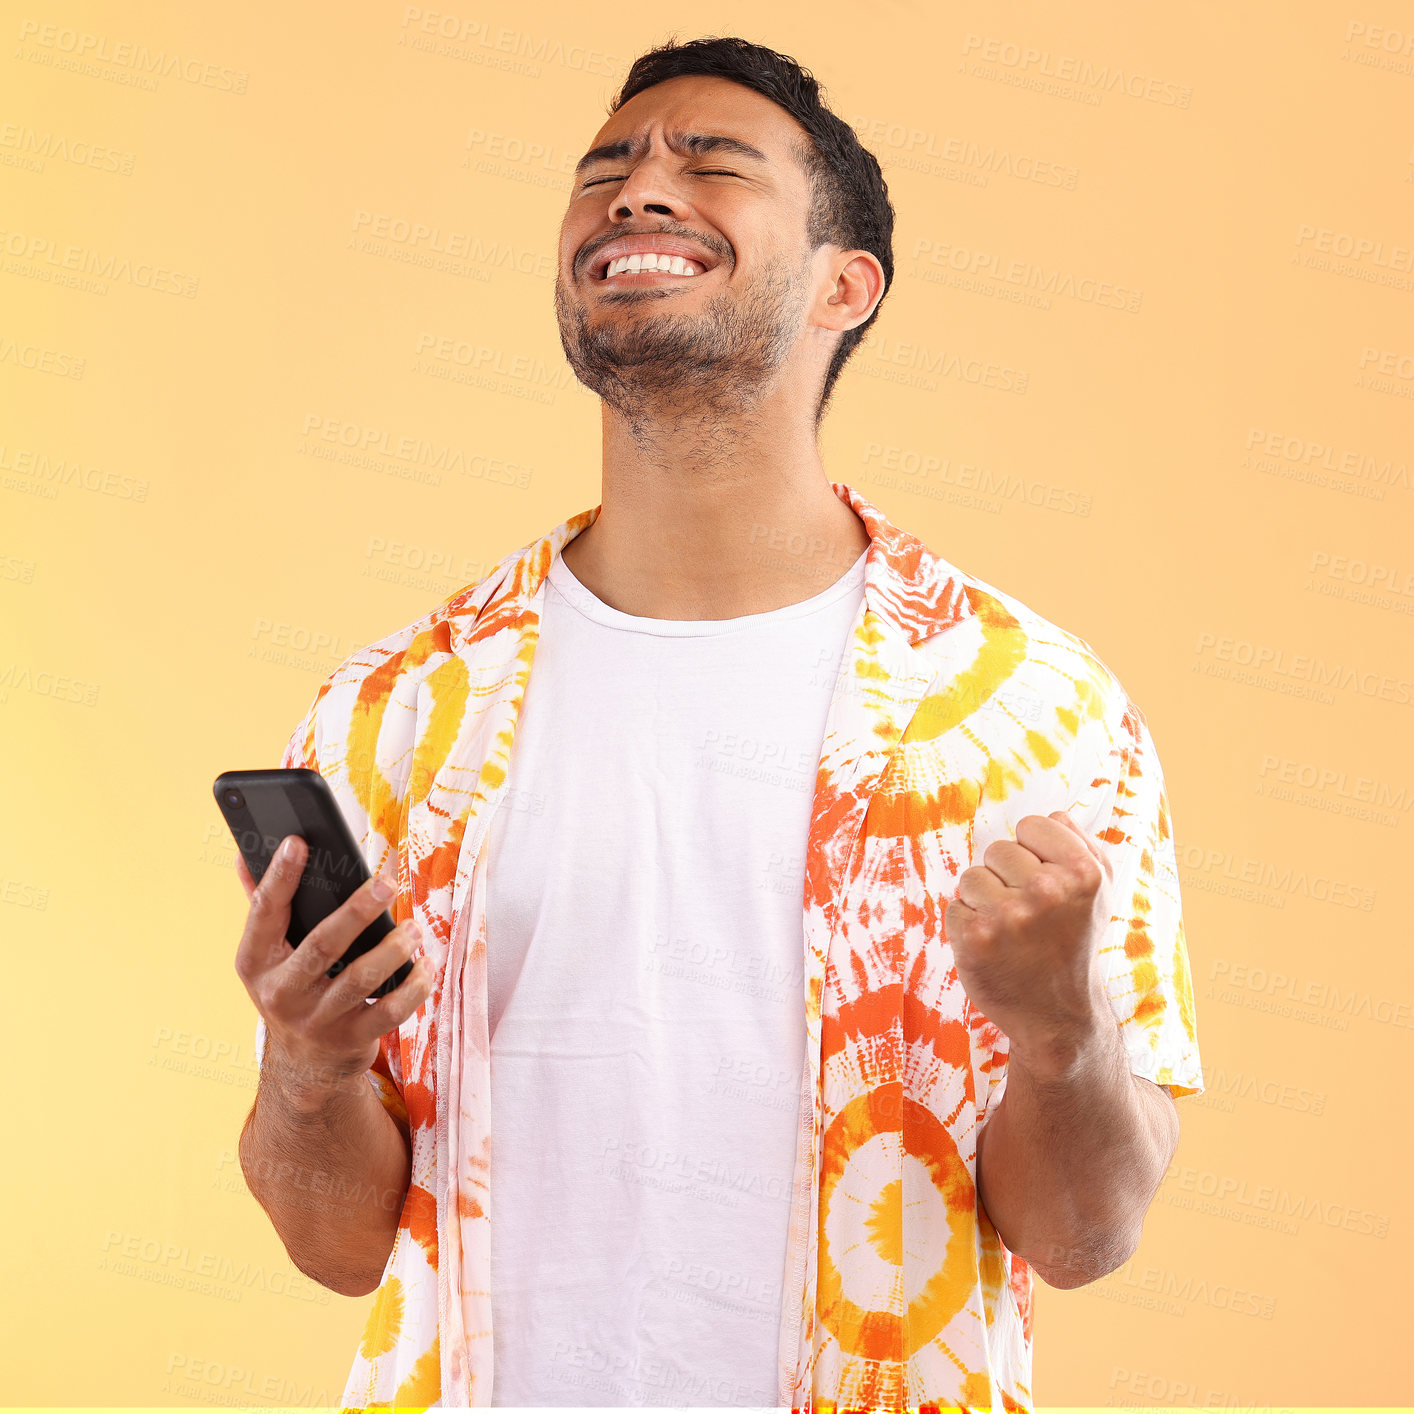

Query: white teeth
[603,252,702,278]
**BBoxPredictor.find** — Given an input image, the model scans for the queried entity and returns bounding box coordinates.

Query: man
[236,35,1203,1413]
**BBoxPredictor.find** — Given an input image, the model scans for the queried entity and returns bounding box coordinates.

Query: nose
[613,195,674,219]
[602,156,690,225]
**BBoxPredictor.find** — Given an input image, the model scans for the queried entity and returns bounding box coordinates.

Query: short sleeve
[1093,701,1204,1099]
[279,693,319,773]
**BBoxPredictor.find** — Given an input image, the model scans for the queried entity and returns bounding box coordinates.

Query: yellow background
[5,1,1411,1407]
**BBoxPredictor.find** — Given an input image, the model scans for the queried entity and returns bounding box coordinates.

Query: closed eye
[581,169,741,188]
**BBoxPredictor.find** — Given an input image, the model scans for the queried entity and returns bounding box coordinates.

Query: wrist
[264,1039,368,1113]
[1009,998,1124,1089]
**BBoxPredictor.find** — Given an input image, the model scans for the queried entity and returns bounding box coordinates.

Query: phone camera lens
[224,788,244,809]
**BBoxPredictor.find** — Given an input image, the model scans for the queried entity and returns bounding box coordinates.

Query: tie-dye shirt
[251,480,1203,1412]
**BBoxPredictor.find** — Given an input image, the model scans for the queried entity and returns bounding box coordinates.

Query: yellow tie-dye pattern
[252,482,1202,1413]
[390,1336,440,1407]
[359,1276,405,1361]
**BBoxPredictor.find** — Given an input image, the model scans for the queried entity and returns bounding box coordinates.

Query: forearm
[239,1042,411,1297]
[975,1014,1177,1288]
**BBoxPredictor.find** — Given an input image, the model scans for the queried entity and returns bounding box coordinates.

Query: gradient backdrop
[4,2,1411,1408]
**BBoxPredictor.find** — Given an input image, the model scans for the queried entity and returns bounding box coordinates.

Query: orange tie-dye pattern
[252,481,1202,1412]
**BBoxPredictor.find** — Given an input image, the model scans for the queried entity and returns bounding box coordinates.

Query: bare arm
[239,1037,412,1297]
[947,809,1183,1290]
[233,835,432,1297]
[975,1015,1180,1289]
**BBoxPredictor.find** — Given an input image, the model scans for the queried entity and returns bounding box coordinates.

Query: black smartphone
[213,767,413,1001]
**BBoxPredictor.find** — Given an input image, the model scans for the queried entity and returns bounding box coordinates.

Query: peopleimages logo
[1193,630,1413,708]
[1207,959,1414,1032]
[1178,843,1376,910]
[1163,1165,1389,1239]
[15,19,250,92]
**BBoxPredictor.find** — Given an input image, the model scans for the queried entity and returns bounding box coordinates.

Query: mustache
[576,227,729,278]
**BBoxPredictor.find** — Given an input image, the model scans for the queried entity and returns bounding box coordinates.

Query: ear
[820,248,886,332]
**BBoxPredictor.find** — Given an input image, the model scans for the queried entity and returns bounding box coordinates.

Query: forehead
[578,73,808,170]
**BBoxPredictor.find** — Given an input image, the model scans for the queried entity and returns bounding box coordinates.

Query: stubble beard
[554,251,809,436]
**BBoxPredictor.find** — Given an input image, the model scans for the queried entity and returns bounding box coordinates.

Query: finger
[235,851,255,898]
[318,916,424,1018]
[235,835,307,979]
[955,864,1008,912]
[1049,810,1112,876]
[1013,812,1094,868]
[981,837,1041,889]
[279,869,402,996]
[348,955,436,1046]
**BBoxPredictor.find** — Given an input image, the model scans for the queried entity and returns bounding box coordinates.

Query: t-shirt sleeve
[250,701,411,1136]
[1091,700,1204,1099]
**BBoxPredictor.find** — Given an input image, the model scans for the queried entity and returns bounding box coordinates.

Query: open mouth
[589,249,718,282]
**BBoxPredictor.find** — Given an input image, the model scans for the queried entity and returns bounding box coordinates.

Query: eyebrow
[574,130,770,178]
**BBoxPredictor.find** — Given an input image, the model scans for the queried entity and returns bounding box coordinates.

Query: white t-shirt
[482,544,867,1408]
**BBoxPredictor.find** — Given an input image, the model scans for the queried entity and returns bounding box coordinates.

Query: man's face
[555,74,828,421]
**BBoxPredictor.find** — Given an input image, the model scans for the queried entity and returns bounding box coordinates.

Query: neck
[560,394,870,620]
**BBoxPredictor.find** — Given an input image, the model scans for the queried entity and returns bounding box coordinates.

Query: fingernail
[372,875,394,901]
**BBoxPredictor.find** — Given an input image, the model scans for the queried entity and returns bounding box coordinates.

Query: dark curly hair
[608,35,895,427]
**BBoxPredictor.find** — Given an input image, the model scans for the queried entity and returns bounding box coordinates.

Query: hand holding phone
[218,767,432,1092]
[233,834,432,1091]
